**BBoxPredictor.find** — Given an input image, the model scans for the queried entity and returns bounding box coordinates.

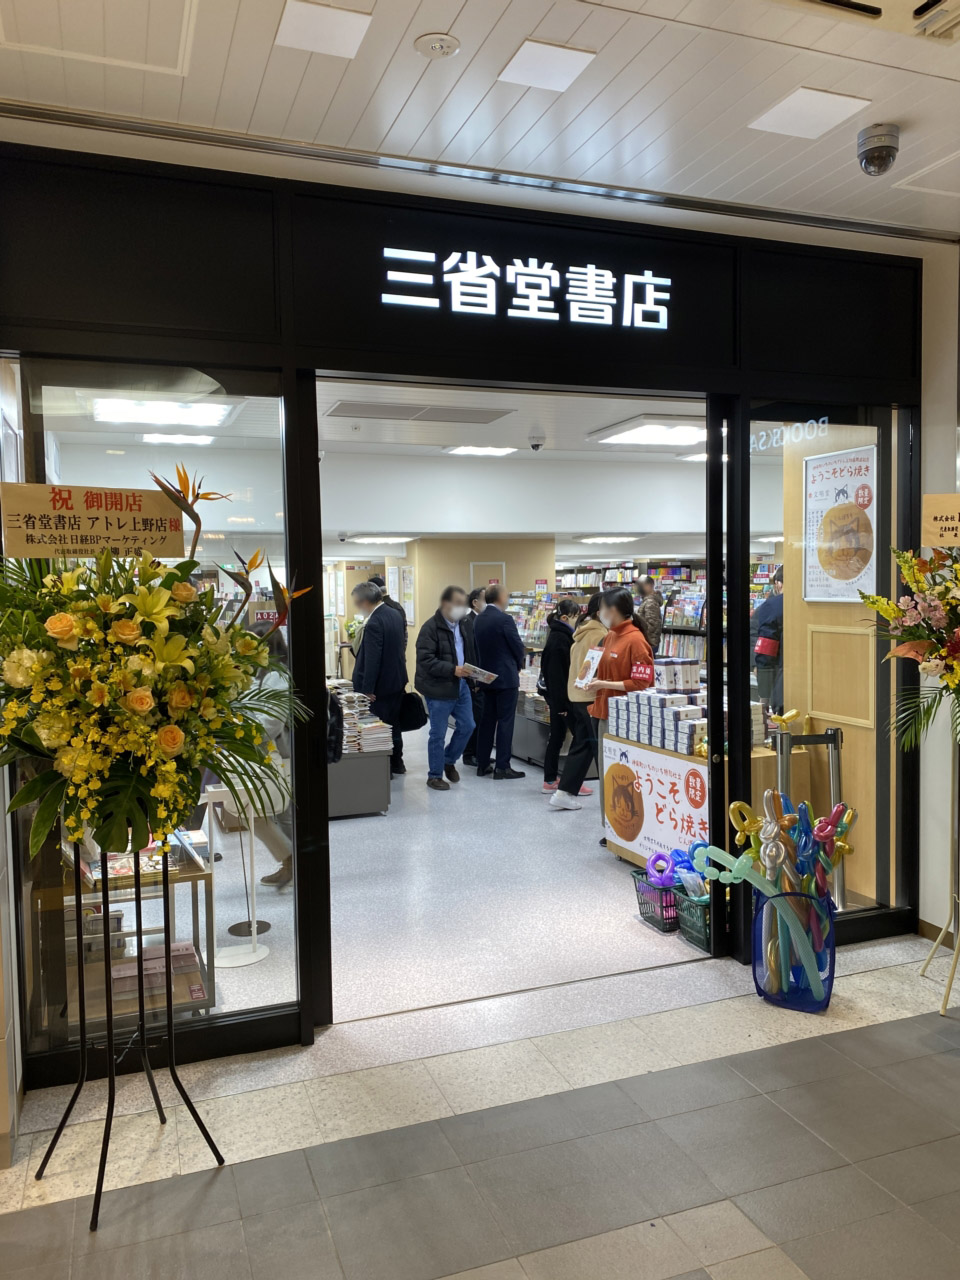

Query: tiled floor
[5,1011,960,1280]
[4,941,957,1219]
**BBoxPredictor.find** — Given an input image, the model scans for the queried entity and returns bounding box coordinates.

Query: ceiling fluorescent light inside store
[499,41,595,92]
[142,433,214,446]
[683,453,729,462]
[274,1,372,58]
[95,399,230,427]
[580,537,638,545]
[350,537,410,544]
[446,446,517,456]
[749,88,871,139]
[594,417,706,447]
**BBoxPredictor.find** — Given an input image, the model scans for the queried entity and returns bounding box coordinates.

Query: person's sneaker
[427,777,450,791]
[444,764,460,783]
[578,785,594,797]
[599,837,608,848]
[542,781,559,793]
[550,791,582,811]
[261,858,293,887]
[494,767,526,780]
[477,765,494,777]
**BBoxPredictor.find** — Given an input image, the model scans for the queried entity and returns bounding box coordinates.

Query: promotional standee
[0,472,310,1229]
[803,447,877,602]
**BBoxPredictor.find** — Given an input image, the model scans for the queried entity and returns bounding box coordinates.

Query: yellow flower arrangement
[0,491,310,857]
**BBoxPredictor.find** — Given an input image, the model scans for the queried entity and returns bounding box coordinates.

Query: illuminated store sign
[381,248,671,329]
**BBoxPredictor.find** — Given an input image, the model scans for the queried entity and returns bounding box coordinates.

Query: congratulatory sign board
[0,483,185,559]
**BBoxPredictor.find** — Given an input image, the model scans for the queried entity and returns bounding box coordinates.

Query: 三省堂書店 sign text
[0,483,186,559]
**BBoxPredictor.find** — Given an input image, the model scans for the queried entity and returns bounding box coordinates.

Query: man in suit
[472,584,526,780]
[368,575,408,642]
[351,581,408,776]
[461,587,486,767]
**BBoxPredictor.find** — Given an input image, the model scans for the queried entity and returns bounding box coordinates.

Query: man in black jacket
[461,587,486,766]
[473,584,526,780]
[415,585,476,791]
[368,574,408,643]
[352,581,408,775]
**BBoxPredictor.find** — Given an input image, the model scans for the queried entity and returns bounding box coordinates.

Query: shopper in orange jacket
[583,587,655,841]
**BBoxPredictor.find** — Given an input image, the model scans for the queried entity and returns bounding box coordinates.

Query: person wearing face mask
[548,593,606,811]
[461,587,487,767]
[540,598,593,801]
[415,585,477,791]
[583,587,655,837]
[352,581,409,777]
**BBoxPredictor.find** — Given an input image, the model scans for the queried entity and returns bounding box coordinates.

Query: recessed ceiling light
[105,449,125,455]
[228,516,256,524]
[96,399,229,427]
[350,536,409,544]
[142,433,214,446]
[755,536,783,543]
[749,87,871,140]
[203,533,225,540]
[682,453,729,463]
[599,423,706,447]
[499,41,595,92]
[414,32,460,59]
[275,0,372,58]
[580,537,638,545]
[446,446,517,457]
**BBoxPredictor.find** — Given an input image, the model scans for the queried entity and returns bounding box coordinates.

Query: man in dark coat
[368,574,408,643]
[351,581,408,775]
[415,585,477,791]
[460,587,486,766]
[473,584,526,780]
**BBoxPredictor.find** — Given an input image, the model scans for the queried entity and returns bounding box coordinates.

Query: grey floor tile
[466,1131,657,1255]
[306,1121,460,1197]
[872,1051,960,1128]
[771,1068,956,1163]
[857,1135,960,1204]
[658,1095,845,1197]
[589,1124,725,1216]
[74,1168,240,1255]
[617,1062,757,1119]
[912,1189,960,1245]
[900,1011,960,1048]
[822,1017,959,1068]
[436,1265,527,1280]
[233,1150,319,1217]
[726,1039,855,1092]
[73,1218,252,1280]
[0,1200,76,1270]
[734,1164,898,1243]
[324,1165,511,1280]
[439,1085,646,1163]
[782,1206,960,1280]
[243,1201,344,1280]
[708,1247,809,1279]
[517,1219,702,1279]
[7,1265,71,1280]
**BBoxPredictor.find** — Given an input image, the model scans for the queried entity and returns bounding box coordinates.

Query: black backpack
[327,688,344,764]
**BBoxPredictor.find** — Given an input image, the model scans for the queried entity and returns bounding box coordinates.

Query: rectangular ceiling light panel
[499,41,595,92]
[275,1,372,58]
[326,401,425,420]
[749,87,871,139]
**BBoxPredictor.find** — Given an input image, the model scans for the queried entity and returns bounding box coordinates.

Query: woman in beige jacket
[550,595,607,811]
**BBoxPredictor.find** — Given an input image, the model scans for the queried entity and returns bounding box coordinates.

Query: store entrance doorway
[316,378,751,1022]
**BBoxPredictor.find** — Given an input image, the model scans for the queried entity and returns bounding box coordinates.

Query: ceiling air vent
[325,400,513,424]
[753,0,960,40]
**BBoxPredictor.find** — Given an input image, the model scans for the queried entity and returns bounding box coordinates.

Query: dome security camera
[337,531,348,543]
[529,428,546,452]
[857,124,900,178]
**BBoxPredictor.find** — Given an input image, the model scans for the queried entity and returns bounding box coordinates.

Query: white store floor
[329,728,706,1022]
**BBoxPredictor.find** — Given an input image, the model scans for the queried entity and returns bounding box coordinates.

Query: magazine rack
[34,842,223,1231]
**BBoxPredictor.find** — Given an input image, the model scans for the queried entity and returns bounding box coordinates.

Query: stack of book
[110,941,205,1002]
[330,684,392,754]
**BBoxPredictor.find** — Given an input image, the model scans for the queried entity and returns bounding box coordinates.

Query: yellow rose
[109,618,142,645]
[156,724,185,756]
[125,688,155,715]
[45,613,78,649]
[167,682,193,711]
[170,581,197,604]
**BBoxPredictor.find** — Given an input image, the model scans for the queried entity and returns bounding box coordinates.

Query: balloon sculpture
[691,789,857,1011]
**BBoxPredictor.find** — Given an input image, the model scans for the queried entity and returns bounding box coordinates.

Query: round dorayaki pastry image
[604,762,644,845]
[816,501,874,581]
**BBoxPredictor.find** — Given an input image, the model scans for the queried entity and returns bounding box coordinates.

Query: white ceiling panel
[2,0,960,232]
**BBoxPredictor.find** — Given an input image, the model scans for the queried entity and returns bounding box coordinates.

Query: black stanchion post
[133,852,165,1123]
[89,855,117,1230]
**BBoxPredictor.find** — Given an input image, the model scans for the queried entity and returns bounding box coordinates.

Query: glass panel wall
[7,358,297,1059]
[748,402,895,911]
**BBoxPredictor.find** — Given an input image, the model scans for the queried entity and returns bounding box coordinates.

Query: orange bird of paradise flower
[264,558,311,636]
[221,548,265,627]
[150,463,230,560]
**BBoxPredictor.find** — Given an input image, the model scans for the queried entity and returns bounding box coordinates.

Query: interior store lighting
[596,420,706,447]
[749,87,871,140]
[274,0,372,58]
[682,453,728,462]
[227,517,256,524]
[498,40,595,92]
[105,449,125,455]
[141,433,214,446]
[203,533,225,540]
[350,537,409,544]
[446,446,517,456]
[756,536,783,543]
[580,537,638,544]
[95,399,230,428]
